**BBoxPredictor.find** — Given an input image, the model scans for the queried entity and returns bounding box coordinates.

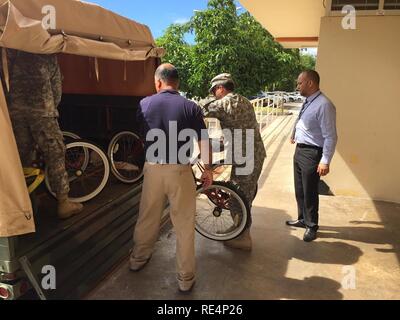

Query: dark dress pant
[293,144,323,229]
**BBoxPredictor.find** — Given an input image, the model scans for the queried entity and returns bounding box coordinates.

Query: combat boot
[57,194,83,219]
[224,228,252,251]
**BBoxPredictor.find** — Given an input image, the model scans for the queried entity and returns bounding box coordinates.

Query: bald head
[154,63,180,92]
[302,70,320,86]
[297,70,320,97]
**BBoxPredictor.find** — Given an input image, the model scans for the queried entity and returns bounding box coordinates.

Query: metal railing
[251,93,285,131]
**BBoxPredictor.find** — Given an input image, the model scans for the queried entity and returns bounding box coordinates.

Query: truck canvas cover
[0,0,164,237]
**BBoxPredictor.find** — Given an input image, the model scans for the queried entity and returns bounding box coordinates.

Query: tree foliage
[156,0,311,98]
[300,53,317,71]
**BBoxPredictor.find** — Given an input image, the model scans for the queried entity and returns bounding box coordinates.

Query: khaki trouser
[132,163,196,280]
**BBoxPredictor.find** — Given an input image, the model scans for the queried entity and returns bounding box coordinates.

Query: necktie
[291,100,308,141]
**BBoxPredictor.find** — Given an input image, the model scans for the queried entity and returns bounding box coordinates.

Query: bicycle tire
[195,181,250,241]
[45,140,110,203]
[107,131,145,184]
[62,131,89,171]
[62,131,81,142]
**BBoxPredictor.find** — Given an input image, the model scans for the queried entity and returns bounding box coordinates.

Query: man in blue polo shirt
[129,63,213,293]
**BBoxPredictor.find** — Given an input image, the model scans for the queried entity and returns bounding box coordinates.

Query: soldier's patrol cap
[209,73,234,93]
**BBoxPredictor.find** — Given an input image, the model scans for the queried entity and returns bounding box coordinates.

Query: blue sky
[90,0,229,39]
[90,0,317,55]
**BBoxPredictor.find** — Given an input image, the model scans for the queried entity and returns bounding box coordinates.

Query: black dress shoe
[285,220,306,228]
[303,228,318,242]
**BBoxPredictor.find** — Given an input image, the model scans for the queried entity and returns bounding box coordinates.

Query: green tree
[156,0,303,97]
[274,49,302,91]
[300,53,317,71]
[234,12,283,96]
[156,23,193,95]
[188,0,239,96]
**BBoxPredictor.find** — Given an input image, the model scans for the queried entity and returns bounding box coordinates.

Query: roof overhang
[240,0,325,48]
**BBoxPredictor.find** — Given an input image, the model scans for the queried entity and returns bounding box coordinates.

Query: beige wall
[316,16,400,203]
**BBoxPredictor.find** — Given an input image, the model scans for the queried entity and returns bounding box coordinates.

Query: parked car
[248,92,266,101]
[290,92,305,103]
[249,92,273,107]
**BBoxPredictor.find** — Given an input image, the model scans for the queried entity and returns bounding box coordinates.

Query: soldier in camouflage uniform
[2,49,83,219]
[199,73,266,251]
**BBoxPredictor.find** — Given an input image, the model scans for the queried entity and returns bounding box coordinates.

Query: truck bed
[8,177,142,299]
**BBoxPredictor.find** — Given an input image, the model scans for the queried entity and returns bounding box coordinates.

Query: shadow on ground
[87,207,366,300]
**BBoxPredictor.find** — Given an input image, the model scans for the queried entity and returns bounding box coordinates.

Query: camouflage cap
[209,73,234,93]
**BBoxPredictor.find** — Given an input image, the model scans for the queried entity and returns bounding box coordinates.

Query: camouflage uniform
[199,92,266,228]
[3,49,69,196]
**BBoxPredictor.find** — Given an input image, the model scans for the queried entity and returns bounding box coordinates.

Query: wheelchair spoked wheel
[62,131,89,171]
[195,181,250,241]
[45,140,110,203]
[107,131,145,184]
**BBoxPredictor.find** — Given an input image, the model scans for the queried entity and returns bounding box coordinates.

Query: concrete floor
[87,107,400,300]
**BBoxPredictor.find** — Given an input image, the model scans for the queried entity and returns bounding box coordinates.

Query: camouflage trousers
[10,111,70,196]
[230,154,265,228]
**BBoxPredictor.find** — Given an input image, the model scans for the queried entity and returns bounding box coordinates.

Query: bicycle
[45,140,110,203]
[193,161,250,241]
[107,131,145,184]
[107,130,250,241]
[29,132,110,203]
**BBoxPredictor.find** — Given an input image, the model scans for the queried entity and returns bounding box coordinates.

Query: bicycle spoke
[195,182,248,241]
[45,141,110,202]
[109,132,144,183]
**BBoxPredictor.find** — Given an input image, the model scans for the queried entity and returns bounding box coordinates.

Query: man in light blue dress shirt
[286,70,338,242]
